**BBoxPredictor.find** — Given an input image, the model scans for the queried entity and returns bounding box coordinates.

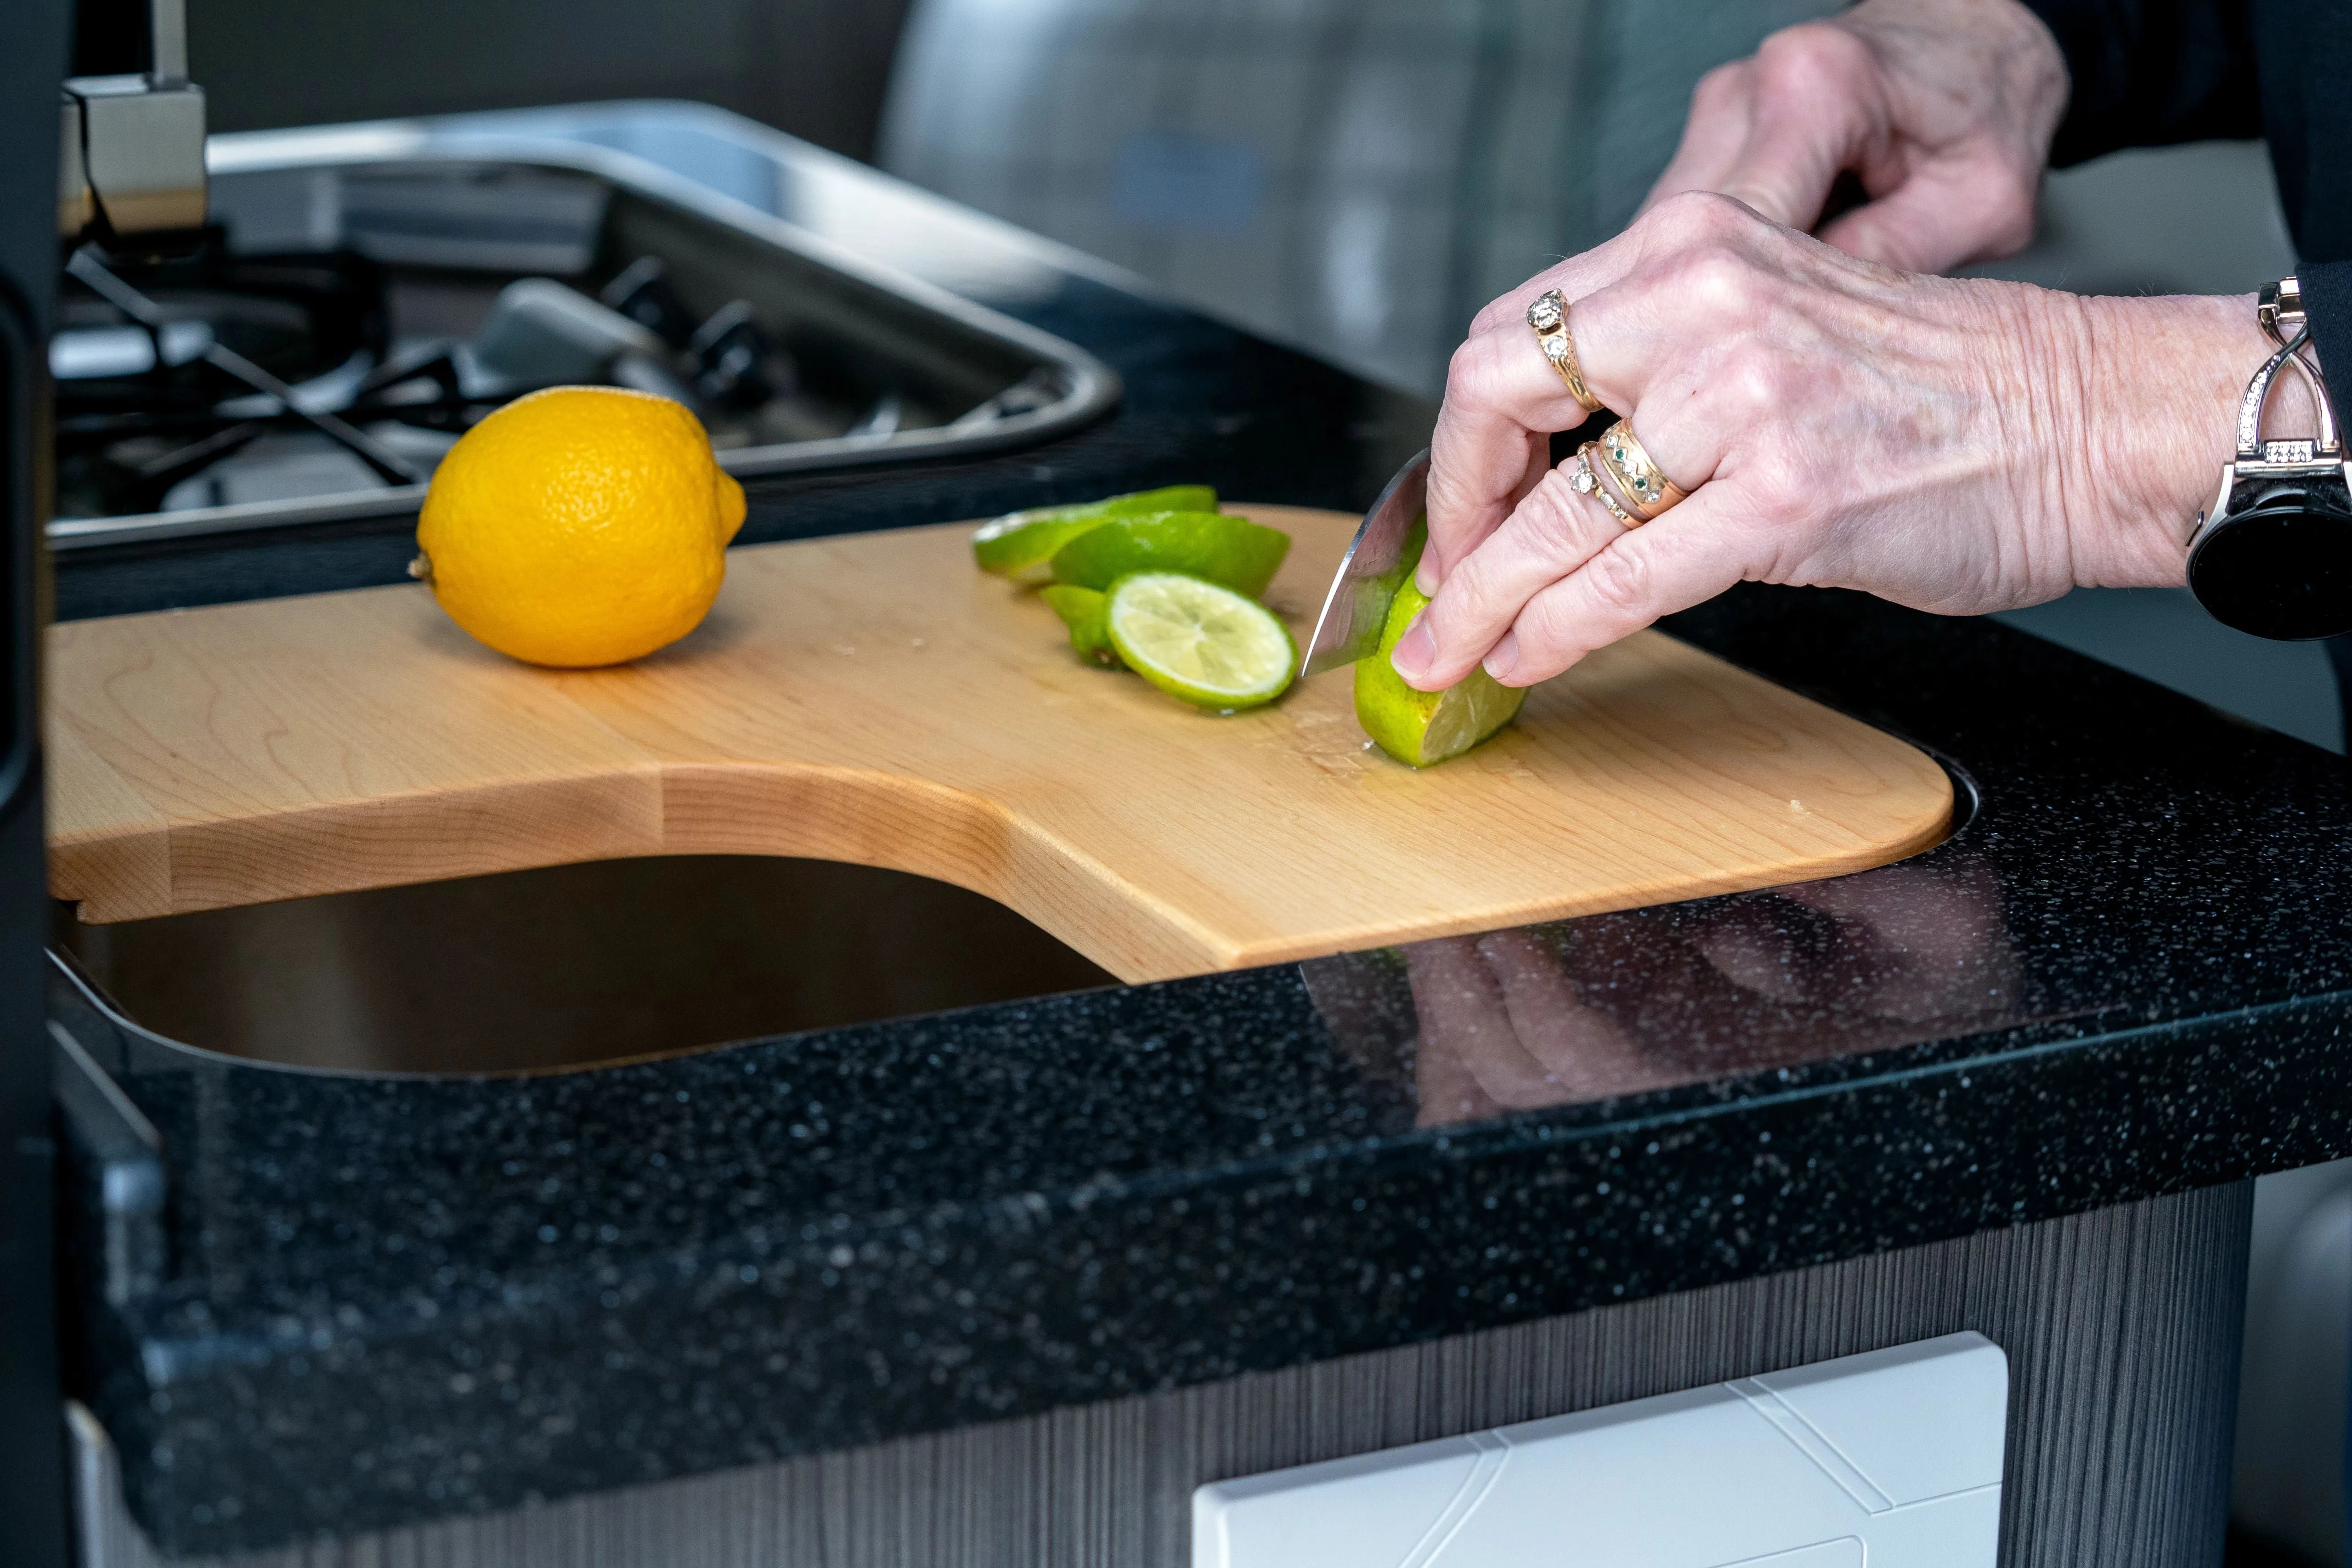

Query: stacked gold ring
[1569,443,1641,527]
[1526,288,1602,413]
[1597,419,1689,521]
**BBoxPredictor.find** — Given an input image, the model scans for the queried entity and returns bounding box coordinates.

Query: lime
[1040,584,1121,667]
[1105,572,1297,710]
[972,485,1220,581]
[1050,511,1290,597]
[1354,580,1526,766]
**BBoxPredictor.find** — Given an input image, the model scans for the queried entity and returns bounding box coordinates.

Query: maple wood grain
[46,508,1951,981]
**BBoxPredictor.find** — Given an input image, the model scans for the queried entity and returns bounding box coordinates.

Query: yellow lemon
[415,386,746,667]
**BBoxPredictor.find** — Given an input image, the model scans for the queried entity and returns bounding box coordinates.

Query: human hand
[1393,195,2272,691]
[1645,0,2069,275]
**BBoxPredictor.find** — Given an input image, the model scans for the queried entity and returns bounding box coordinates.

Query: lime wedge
[1040,584,1121,667]
[1354,580,1526,766]
[1050,512,1290,597]
[972,485,1220,581]
[1106,572,1297,710]
[1109,483,1218,515]
[972,509,1107,582]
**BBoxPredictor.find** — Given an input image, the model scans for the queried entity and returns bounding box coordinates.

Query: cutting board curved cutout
[47,508,1951,983]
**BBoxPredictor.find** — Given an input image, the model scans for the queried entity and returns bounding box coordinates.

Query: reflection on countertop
[1310,857,2035,1127]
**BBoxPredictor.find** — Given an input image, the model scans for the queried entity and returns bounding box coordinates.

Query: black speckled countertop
[49,106,2352,1557]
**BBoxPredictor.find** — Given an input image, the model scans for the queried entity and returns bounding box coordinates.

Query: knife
[1301,449,1431,678]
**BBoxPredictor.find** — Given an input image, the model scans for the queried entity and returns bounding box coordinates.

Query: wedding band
[1526,288,1603,413]
[1599,418,1690,521]
[1570,442,1642,529]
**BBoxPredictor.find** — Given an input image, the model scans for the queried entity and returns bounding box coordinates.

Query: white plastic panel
[1723,1544,1863,1568]
[1751,1336,2009,1506]
[1194,1332,2007,1568]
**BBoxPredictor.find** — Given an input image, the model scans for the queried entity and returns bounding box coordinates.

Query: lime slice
[1050,512,1290,598]
[1354,580,1526,766]
[972,485,1220,581]
[1040,584,1121,667]
[1106,572,1297,710]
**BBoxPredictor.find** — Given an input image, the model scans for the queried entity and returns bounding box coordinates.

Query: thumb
[1816,160,2038,275]
[1713,105,1872,233]
[1705,30,1887,232]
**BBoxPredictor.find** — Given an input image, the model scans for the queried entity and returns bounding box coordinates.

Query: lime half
[972,485,1220,581]
[1106,572,1297,710]
[1051,511,1290,597]
[1040,584,1121,667]
[1353,580,1526,766]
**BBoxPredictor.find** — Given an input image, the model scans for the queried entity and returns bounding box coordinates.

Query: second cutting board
[48,507,1952,982]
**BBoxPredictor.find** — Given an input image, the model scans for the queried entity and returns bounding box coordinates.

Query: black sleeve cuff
[2298,262,2352,414]
[2016,0,2262,166]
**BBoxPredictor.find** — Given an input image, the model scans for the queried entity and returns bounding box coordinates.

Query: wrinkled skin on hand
[1394,192,2276,693]
[1646,0,2069,274]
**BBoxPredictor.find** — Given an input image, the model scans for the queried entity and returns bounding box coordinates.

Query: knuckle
[1578,544,1656,619]
[1688,61,1749,114]
[1720,341,1796,414]
[1520,469,1600,552]
[1743,451,1817,525]
[1510,599,1577,671]
[1443,333,1507,404]
[1668,243,1766,321]
[1754,22,1871,91]
[1420,465,1477,527]
[1445,334,1482,383]
[1645,189,1759,253]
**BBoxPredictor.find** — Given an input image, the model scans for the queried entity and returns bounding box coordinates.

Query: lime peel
[1050,511,1291,597]
[972,485,1219,581]
[1040,584,1121,667]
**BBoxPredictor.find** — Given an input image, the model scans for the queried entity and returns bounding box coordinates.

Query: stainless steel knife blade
[1301,448,1430,678]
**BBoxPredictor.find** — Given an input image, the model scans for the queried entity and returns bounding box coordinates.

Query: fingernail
[1414,558,1440,594]
[1483,632,1519,683]
[1391,617,1435,683]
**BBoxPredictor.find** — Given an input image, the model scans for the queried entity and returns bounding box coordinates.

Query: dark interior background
[181,0,913,158]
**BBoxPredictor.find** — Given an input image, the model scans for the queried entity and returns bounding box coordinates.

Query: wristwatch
[2186,278,2352,640]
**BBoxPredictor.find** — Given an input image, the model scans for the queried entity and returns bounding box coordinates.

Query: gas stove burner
[48,142,1118,549]
[60,247,431,515]
[56,242,816,522]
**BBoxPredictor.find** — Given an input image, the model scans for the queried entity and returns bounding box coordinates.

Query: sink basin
[51,855,1115,1076]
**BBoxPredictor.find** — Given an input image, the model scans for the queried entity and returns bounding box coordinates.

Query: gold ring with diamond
[1599,418,1690,521]
[1569,442,1642,528]
[1526,288,1602,414]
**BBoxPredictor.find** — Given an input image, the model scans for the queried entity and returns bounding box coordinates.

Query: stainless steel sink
[51,856,1116,1076]
[50,111,1119,549]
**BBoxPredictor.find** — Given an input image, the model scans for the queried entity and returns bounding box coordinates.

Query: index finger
[1424,231,1655,588]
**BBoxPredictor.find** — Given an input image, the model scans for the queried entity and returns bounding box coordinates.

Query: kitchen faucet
[58,0,206,247]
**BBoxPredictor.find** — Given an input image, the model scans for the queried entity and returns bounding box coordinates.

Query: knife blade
[1301,448,1430,678]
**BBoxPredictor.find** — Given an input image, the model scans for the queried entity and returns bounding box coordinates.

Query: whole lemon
[415,386,747,667]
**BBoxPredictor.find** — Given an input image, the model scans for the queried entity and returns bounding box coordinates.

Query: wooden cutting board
[46,507,1951,982]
